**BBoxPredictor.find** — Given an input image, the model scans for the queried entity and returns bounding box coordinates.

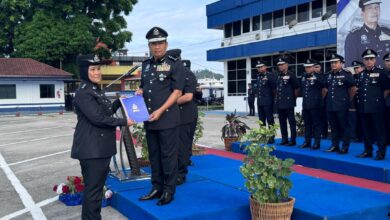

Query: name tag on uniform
[282,76,290,80]
[369,73,380,77]
[335,75,345,79]
[157,62,171,71]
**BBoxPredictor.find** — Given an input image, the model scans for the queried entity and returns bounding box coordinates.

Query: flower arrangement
[53,176,113,207]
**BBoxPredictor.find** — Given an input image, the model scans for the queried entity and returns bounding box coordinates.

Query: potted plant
[240,121,295,220]
[192,111,206,155]
[131,124,150,167]
[295,112,305,136]
[221,110,250,151]
[53,176,84,206]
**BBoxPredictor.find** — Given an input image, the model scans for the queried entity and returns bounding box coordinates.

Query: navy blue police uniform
[275,57,300,146]
[71,54,128,220]
[299,59,325,150]
[255,60,277,143]
[383,53,390,145]
[349,61,364,142]
[345,0,390,68]
[314,62,329,138]
[324,54,356,154]
[177,58,198,185]
[247,85,255,116]
[138,27,185,205]
[356,49,390,160]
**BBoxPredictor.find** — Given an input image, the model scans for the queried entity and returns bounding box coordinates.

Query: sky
[124,0,224,74]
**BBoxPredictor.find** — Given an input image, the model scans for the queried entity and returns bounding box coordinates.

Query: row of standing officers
[247,49,390,161]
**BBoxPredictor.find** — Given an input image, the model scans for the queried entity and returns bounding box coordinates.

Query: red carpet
[204,147,390,194]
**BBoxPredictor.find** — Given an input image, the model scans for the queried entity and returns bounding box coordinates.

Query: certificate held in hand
[120,96,150,123]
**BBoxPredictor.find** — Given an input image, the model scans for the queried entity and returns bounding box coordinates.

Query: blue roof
[207,28,336,61]
[207,0,314,29]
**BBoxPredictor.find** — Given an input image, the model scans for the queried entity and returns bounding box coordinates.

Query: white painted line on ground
[0,126,69,136]
[195,144,213,148]
[0,196,59,220]
[0,134,73,147]
[0,153,46,220]
[8,150,71,167]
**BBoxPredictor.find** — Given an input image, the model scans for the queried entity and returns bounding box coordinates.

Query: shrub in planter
[221,110,250,151]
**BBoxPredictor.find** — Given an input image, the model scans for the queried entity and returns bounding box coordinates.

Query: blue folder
[120,96,149,123]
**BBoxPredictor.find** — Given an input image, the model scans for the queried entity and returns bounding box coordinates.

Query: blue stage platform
[231,137,390,183]
[106,155,390,220]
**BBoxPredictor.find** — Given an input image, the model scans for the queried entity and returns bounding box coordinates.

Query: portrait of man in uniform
[343,0,390,67]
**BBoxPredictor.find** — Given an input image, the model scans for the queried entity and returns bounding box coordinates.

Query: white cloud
[124,0,224,73]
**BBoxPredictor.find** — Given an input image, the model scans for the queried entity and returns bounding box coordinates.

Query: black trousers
[320,106,328,137]
[360,112,387,156]
[248,101,255,115]
[79,157,111,220]
[327,110,350,147]
[302,108,321,144]
[189,120,197,157]
[348,110,363,141]
[278,108,296,142]
[178,123,193,178]
[146,127,178,193]
[258,105,275,127]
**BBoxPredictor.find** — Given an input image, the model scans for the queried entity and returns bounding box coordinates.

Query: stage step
[107,155,390,220]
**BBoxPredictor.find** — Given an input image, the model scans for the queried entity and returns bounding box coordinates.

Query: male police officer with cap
[299,59,325,150]
[177,58,198,185]
[314,62,329,138]
[255,60,277,143]
[383,53,390,70]
[136,27,185,205]
[383,53,390,144]
[345,0,390,68]
[356,49,390,160]
[72,54,133,219]
[350,60,365,142]
[324,54,356,154]
[275,57,300,146]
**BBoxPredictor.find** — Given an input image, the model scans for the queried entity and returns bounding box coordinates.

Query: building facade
[0,58,72,114]
[207,0,337,112]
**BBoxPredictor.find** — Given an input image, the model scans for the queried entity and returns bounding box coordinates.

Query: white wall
[0,79,65,109]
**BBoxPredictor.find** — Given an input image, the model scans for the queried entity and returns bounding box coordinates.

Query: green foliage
[0,0,137,72]
[295,112,304,136]
[192,111,205,149]
[240,121,295,203]
[194,69,224,80]
[221,110,250,139]
[131,124,148,160]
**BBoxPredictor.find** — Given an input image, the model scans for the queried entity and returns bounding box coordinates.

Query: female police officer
[71,54,133,220]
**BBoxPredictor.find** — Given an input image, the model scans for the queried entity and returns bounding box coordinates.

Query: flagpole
[105,65,141,89]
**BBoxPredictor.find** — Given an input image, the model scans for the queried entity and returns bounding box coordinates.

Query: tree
[194,69,224,80]
[1,0,138,73]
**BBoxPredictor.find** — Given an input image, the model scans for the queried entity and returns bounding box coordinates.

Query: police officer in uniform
[383,53,390,145]
[299,59,325,150]
[137,27,185,205]
[356,49,390,160]
[350,61,365,142]
[275,57,300,146]
[176,57,198,185]
[255,60,277,143]
[247,83,255,116]
[345,0,390,68]
[314,62,329,138]
[324,54,357,154]
[71,54,133,220]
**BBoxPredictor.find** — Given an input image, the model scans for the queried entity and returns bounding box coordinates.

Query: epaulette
[350,26,361,33]
[342,68,352,74]
[168,55,179,62]
[380,25,390,31]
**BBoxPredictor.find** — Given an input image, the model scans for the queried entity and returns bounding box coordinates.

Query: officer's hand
[127,119,135,126]
[135,89,143,96]
[149,109,163,122]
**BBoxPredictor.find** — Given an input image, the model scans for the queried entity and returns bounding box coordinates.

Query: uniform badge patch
[379,32,390,41]
[361,34,370,44]
[157,62,171,71]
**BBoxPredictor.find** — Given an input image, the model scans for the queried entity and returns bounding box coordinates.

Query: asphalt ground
[0,112,274,220]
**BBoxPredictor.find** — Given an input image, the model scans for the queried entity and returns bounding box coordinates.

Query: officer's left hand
[149,109,163,122]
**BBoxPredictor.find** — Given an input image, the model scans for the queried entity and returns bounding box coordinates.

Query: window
[312,0,323,18]
[297,51,310,63]
[262,12,272,30]
[298,3,310,22]
[224,23,232,38]
[311,49,325,62]
[0,84,16,99]
[273,10,283,28]
[252,16,260,31]
[233,21,241,36]
[227,59,247,96]
[326,0,336,15]
[40,84,55,98]
[243,18,250,33]
[285,6,296,25]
